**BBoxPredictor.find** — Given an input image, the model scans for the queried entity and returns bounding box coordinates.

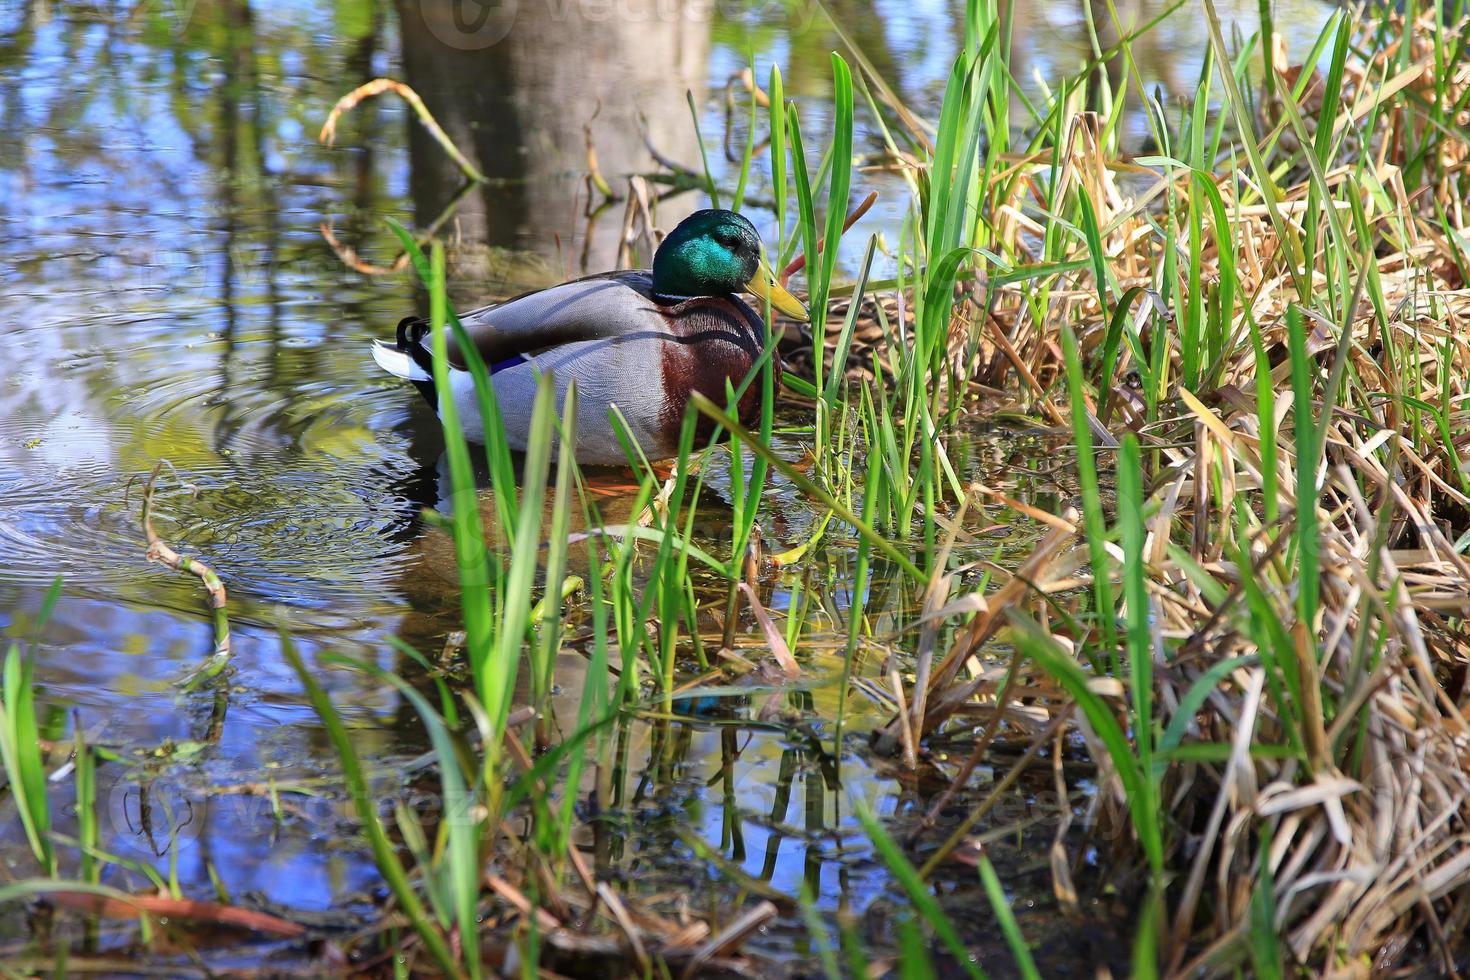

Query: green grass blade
[691,393,925,583]
[1117,434,1158,869]
[976,852,1041,980]
[1061,325,1117,655]
[282,636,460,977]
[854,800,987,980]
[1007,612,1161,873]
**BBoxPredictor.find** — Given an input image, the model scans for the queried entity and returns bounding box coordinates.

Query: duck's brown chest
[656,296,779,442]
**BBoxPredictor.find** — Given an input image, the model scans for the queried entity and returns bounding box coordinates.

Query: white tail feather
[371,340,431,381]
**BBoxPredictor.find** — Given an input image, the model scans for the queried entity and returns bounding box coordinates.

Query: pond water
[0,0,1330,972]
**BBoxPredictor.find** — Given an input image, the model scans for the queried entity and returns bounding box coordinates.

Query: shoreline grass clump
[799,0,1470,973]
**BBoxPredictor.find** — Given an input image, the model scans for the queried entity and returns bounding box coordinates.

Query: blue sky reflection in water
[0,0,1330,959]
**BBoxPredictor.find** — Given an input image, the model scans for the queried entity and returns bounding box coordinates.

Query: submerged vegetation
[6,0,1470,975]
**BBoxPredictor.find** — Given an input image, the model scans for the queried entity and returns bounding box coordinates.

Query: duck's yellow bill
[745,261,809,321]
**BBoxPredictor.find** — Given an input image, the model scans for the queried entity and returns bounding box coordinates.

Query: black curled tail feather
[396,315,433,354]
[395,316,439,410]
[395,315,419,349]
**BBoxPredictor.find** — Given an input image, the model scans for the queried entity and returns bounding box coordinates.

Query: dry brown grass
[820,7,1470,974]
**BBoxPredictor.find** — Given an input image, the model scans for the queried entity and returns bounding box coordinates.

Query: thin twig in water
[320,78,486,184]
[584,102,619,203]
[318,78,488,276]
[319,177,477,276]
[139,462,231,690]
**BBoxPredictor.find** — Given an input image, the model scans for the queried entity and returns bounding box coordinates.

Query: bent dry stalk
[138,462,232,691]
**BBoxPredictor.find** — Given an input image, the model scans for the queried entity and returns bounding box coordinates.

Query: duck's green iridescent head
[652,209,808,320]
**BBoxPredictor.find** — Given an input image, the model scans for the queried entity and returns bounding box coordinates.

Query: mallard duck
[373,209,808,466]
